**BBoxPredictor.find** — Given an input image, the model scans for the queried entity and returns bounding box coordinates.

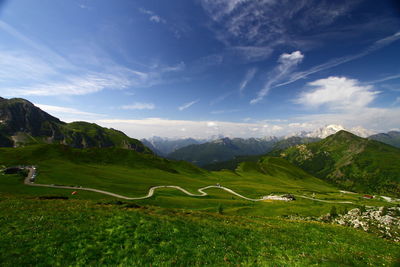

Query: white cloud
[296,76,379,110]
[95,118,288,139]
[139,8,166,24]
[287,76,400,134]
[207,121,218,127]
[35,104,101,117]
[121,103,155,110]
[251,50,304,104]
[292,107,400,134]
[178,99,199,111]
[32,103,105,122]
[279,51,304,64]
[239,68,257,94]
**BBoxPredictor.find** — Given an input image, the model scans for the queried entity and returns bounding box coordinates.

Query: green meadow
[1,144,399,265]
[0,197,399,266]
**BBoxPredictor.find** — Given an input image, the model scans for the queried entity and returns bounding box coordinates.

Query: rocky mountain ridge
[277,130,400,196]
[0,97,150,153]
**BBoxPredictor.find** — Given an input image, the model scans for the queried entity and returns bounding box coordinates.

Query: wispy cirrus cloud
[6,71,134,96]
[210,92,232,106]
[0,20,184,97]
[251,51,304,104]
[239,68,257,94]
[121,102,155,110]
[200,0,361,47]
[178,99,199,111]
[276,31,400,88]
[367,73,400,84]
[210,109,241,114]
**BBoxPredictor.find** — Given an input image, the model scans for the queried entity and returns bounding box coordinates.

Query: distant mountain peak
[310,124,346,138]
[328,130,359,140]
[292,124,374,139]
[212,137,234,146]
[368,130,400,148]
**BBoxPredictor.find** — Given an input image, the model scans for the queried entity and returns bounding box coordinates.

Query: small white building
[262,195,294,201]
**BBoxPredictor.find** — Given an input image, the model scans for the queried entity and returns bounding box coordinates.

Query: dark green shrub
[330,206,338,218]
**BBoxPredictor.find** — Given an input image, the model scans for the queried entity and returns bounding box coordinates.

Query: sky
[0,0,400,139]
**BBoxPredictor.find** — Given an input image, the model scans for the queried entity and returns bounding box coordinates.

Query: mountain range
[167,137,279,166]
[276,130,400,195]
[290,124,375,139]
[163,125,397,167]
[368,131,400,148]
[141,136,208,156]
[0,97,150,153]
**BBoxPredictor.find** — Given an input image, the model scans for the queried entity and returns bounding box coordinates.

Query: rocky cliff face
[0,97,151,153]
[0,98,62,136]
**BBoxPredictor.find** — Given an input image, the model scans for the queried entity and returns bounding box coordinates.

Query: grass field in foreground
[0,197,399,266]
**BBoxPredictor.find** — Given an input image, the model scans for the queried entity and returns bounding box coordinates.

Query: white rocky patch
[332,206,400,242]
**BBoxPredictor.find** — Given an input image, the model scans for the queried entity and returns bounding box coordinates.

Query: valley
[1,99,399,265]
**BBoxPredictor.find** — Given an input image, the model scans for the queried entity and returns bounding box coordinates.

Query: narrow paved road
[23,166,354,204]
[24,166,263,201]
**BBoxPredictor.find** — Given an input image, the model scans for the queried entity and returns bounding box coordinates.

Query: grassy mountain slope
[0,97,150,152]
[2,143,375,219]
[203,154,261,171]
[0,144,209,197]
[168,137,277,166]
[1,197,399,266]
[278,130,400,196]
[369,131,400,148]
[272,136,320,150]
[202,137,320,171]
[230,156,337,194]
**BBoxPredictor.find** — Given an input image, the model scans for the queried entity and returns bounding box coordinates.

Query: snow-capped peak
[309,124,346,138]
[292,124,375,139]
[350,126,376,138]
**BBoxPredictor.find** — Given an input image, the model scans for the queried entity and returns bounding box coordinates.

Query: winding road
[23,166,354,204]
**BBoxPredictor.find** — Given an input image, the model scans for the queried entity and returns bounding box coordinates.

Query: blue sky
[0,0,400,138]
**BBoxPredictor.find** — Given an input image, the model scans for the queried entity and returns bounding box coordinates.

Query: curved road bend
[23,166,354,204]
